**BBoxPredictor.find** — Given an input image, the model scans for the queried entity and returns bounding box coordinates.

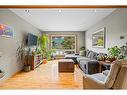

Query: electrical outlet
[120,36,124,39]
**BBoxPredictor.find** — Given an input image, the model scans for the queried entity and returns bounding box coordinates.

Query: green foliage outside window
[52,36,75,50]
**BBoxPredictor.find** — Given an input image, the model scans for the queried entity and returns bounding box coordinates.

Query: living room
[0,7,127,89]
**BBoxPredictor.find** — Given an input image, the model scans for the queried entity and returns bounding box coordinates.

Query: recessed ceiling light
[94,9,97,12]
[25,10,29,13]
[58,10,62,12]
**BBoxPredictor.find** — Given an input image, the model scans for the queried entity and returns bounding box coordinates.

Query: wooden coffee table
[58,59,74,73]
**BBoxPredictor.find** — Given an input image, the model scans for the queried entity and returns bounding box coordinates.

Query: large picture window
[50,34,77,53]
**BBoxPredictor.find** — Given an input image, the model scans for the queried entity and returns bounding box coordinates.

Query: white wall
[0,9,40,82]
[86,8,127,53]
[43,31,85,53]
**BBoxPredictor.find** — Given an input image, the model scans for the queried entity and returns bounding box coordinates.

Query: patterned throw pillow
[87,51,92,58]
[90,52,98,59]
[86,49,90,57]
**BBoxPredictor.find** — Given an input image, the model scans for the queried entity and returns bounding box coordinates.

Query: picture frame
[0,23,13,38]
[92,27,105,48]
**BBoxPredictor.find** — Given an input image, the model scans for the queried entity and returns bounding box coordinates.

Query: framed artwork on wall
[0,23,13,38]
[92,27,105,48]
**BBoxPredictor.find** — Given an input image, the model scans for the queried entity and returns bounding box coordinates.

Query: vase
[79,50,85,56]
[43,59,47,64]
[107,56,117,62]
[24,65,31,72]
[0,72,4,78]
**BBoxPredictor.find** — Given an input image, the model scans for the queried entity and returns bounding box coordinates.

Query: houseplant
[23,55,31,72]
[38,34,55,63]
[79,46,85,56]
[107,46,121,62]
[17,42,31,72]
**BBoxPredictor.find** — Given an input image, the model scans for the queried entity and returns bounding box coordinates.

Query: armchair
[83,59,127,89]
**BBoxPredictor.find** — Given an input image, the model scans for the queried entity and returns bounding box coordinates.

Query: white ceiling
[10,8,116,31]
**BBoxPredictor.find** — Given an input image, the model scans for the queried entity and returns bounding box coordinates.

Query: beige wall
[42,31,85,53]
[85,8,127,53]
[0,9,41,82]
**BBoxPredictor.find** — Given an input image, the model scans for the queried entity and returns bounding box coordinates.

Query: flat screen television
[27,33,37,46]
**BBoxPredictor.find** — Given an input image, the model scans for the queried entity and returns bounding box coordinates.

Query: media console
[29,54,43,70]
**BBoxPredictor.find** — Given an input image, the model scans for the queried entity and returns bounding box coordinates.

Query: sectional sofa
[77,50,107,74]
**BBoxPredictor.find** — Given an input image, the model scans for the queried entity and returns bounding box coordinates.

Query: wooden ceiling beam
[0,5,127,8]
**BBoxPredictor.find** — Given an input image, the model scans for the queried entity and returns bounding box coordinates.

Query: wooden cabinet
[29,54,43,70]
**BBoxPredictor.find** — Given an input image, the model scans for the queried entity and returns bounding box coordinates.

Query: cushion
[87,51,92,58]
[77,57,90,62]
[104,60,122,88]
[86,50,90,57]
[86,73,106,83]
[90,52,97,59]
[93,53,98,60]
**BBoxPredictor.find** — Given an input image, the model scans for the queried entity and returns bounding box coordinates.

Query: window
[50,34,77,54]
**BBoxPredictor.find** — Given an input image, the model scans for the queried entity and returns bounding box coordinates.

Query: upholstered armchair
[83,59,127,89]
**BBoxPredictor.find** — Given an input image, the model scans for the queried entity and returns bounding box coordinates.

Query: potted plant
[16,41,31,72]
[38,34,55,63]
[107,46,121,62]
[17,43,31,72]
[23,66,31,72]
[0,70,4,78]
[79,46,85,56]
[23,56,31,72]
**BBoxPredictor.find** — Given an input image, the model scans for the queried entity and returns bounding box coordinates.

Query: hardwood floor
[0,60,83,89]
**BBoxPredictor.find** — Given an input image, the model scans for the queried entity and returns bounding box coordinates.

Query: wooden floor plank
[0,60,83,89]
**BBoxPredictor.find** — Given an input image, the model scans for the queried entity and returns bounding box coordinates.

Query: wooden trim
[0,5,127,8]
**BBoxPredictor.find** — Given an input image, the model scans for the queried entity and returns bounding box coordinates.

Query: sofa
[79,60,99,74]
[65,54,80,64]
[77,50,107,74]
[83,59,127,89]
[77,50,97,63]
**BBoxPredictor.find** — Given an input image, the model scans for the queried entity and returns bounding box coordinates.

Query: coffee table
[58,59,74,73]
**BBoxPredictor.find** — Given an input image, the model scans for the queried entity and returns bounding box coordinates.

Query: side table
[99,61,111,73]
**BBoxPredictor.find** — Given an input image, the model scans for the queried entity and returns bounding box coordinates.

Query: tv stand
[29,54,43,70]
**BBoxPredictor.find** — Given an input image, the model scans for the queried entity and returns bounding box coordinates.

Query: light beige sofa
[83,59,127,89]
